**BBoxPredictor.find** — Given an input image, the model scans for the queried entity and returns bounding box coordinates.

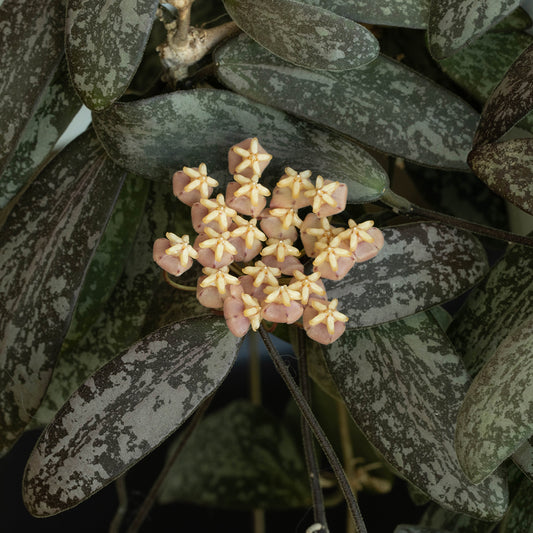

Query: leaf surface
[159,400,309,508]
[325,222,488,329]
[224,0,378,70]
[468,138,533,216]
[0,0,65,176]
[395,527,451,533]
[215,34,479,170]
[66,0,159,110]
[428,0,520,59]
[324,313,508,520]
[474,43,533,146]
[23,316,240,516]
[455,315,533,483]
[511,439,533,482]
[491,7,532,31]
[0,130,126,454]
[93,89,388,204]
[500,478,533,532]
[420,502,498,533]
[0,59,81,209]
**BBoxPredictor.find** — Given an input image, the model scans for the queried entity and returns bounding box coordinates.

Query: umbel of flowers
[153,138,384,345]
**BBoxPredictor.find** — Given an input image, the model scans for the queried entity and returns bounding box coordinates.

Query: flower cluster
[153,138,384,345]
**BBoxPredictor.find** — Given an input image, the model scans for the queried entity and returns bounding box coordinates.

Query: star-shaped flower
[241,293,262,331]
[268,207,303,230]
[277,167,314,199]
[199,227,238,262]
[264,285,302,307]
[305,176,341,214]
[305,217,344,243]
[333,219,375,252]
[288,271,326,305]
[182,163,219,198]
[164,233,198,266]
[313,241,352,272]
[308,298,348,335]
[230,216,267,249]
[242,261,281,287]
[233,174,271,206]
[200,266,239,295]
[232,137,273,175]
[200,194,237,231]
[261,238,300,263]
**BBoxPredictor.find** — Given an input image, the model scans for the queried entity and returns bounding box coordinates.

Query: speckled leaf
[468,139,533,216]
[500,478,533,532]
[449,239,533,377]
[23,316,240,516]
[395,527,451,533]
[474,44,533,147]
[215,34,479,171]
[512,439,533,481]
[223,0,378,70]
[93,89,388,204]
[324,222,488,329]
[0,59,81,209]
[455,315,533,483]
[438,31,533,134]
[159,400,309,508]
[323,313,508,520]
[0,0,65,177]
[491,7,532,32]
[420,502,498,533]
[33,181,206,427]
[296,0,429,29]
[428,0,520,60]
[66,0,159,110]
[0,130,126,454]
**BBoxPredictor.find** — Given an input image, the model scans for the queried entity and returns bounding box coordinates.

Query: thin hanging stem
[258,326,367,533]
[337,403,356,533]
[297,328,328,531]
[126,394,214,533]
[163,271,197,291]
[109,475,129,533]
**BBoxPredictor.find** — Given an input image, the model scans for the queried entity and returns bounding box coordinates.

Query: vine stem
[381,189,533,247]
[337,403,356,533]
[258,326,367,533]
[109,475,128,533]
[126,394,214,533]
[297,328,328,532]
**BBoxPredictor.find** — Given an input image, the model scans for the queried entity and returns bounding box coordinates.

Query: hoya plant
[1,0,533,531]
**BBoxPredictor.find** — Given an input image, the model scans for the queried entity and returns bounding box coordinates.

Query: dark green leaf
[428,0,520,59]
[0,59,81,209]
[296,0,429,29]
[500,478,533,532]
[159,400,309,509]
[325,222,488,329]
[395,527,451,533]
[0,0,65,176]
[474,44,533,147]
[490,7,532,32]
[455,315,533,483]
[215,34,479,170]
[0,130,126,454]
[468,138,533,216]
[223,0,378,70]
[420,502,498,533]
[33,181,206,426]
[23,316,240,516]
[93,89,388,204]
[324,312,508,520]
[512,439,533,482]
[66,0,159,110]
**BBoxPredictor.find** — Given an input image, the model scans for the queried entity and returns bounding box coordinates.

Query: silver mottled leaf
[215,34,479,170]
[92,89,388,204]
[159,400,309,508]
[428,0,520,60]
[420,502,498,533]
[512,439,533,482]
[325,222,488,329]
[449,240,533,377]
[66,0,159,110]
[296,0,430,29]
[324,313,508,520]
[0,59,81,209]
[500,478,533,532]
[491,7,532,32]
[0,130,126,454]
[455,315,533,483]
[33,181,206,427]
[468,138,533,216]
[23,316,240,516]
[224,0,378,70]
[0,0,65,176]
[474,44,533,147]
